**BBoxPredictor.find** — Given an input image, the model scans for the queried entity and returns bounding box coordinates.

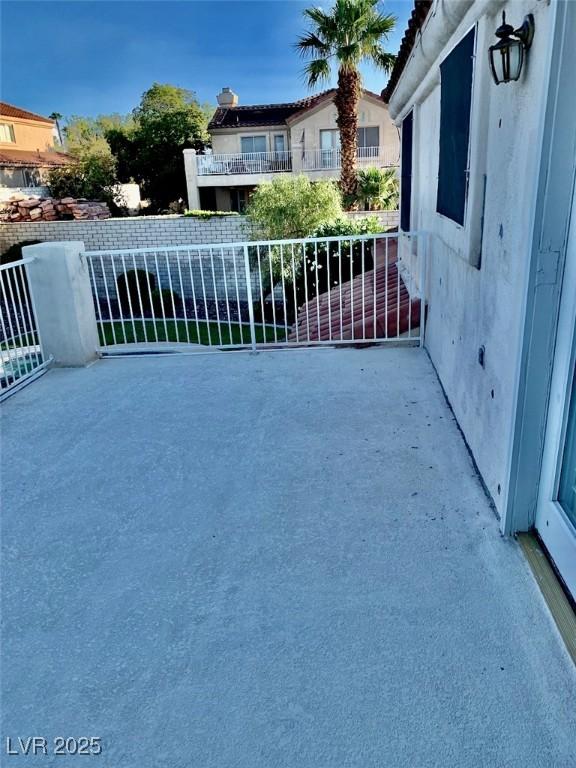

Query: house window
[22,167,42,187]
[320,129,340,168]
[241,136,267,155]
[0,123,15,143]
[400,111,413,232]
[436,27,476,226]
[357,127,379,149]
[273,135,285,153]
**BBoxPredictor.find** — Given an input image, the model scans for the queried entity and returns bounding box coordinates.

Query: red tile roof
[0,102,54,125]
[0,149,73,167]
[381,1,433,103]
[208,89,385,130]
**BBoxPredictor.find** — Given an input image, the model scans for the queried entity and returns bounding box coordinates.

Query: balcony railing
[197,151,292,176]
[301,146,397,171]
[196,147,399,176]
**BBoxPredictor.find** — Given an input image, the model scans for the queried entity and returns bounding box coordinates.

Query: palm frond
[297,0,397,88]
[370,46,396,73]
[303,58,332,87]
[295,31,331,58]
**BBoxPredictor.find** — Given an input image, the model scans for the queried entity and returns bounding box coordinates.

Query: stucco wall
[391,0,554,520]
[289,94,399,165]
[211,128,289,155]
[0,116,55,152]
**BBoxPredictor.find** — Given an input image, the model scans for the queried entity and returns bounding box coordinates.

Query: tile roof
[208,88,385,130]
[381,0,433,103]
[0,149,73,167]
[0,102,54,125]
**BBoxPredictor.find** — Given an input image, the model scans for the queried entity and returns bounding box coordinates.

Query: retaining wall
[0,214,250,253]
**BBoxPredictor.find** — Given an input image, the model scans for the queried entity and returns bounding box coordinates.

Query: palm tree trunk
[334,67,361,207]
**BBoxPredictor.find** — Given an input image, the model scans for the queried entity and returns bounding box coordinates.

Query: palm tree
[49,112,63,146]
[296,0,396,203]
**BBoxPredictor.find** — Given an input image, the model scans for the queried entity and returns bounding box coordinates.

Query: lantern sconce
[488,11,535,85]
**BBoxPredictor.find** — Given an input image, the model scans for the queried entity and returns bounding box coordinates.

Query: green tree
[47,154,122,211]
[109,83,210,211]
[296,0,395,203]
[49,112,63,145]
[245,175,343,323]
[63,114,132,159]
[246,175,342,240]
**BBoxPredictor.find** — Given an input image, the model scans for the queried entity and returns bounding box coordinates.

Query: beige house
[184,87,400,212]
[0,102,71,189]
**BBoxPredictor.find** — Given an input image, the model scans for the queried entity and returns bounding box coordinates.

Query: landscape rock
[0,195,111,222]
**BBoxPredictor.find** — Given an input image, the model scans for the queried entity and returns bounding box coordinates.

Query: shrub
[246,175,342,240]
[1,240,42,265]
[184,210,240,219]
[117,269,156,315]
[48,154,124,213]
[151,288,182,318]
[116,270,182,318]
[303,217,383,301]
[355,167,399,211]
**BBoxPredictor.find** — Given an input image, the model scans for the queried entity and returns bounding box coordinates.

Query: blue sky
[1,1,412,120]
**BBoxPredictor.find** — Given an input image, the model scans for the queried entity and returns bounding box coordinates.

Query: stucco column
[183,149,201,210]
[23,241,99,366]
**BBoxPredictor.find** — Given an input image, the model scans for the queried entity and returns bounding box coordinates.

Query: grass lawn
[98,319,287,347]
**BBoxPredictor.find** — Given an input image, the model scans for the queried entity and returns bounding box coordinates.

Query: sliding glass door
[535,184,576,599]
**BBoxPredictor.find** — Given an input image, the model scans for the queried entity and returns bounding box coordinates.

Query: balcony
[301,145,398,171]
[197,150,293,176]
[3,241,575,767]
[195,147,399,177]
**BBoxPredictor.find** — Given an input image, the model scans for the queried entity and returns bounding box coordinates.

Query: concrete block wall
[347,210,399,229]
[0,211,399,256]
[0,214,251,254]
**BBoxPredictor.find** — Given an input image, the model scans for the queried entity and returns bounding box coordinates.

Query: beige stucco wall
[211,128,289,155]
[0,116,55,152]
[288,94,399,160]
[209,94,399,163]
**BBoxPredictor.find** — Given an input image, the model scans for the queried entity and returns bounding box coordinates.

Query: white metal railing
[84,232,426,353]
[301,146,399,171]
[0,257,49,400]
[196,147,399,176]
[197,151,293,176]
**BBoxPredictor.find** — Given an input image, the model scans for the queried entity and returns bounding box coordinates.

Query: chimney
[217,87,238,107]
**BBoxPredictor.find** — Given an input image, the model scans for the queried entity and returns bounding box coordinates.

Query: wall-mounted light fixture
[488,12,535,85]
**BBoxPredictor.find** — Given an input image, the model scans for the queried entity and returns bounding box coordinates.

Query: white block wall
[0,214,251,254]
[0,211,399,256]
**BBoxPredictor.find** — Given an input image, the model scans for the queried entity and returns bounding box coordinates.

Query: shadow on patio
[2,347,575,767]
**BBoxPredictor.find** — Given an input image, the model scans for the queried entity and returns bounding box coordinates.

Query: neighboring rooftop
[0,148,72,167]
[208,88,385,130]
[381,0,433,102]
[0,101,54,125]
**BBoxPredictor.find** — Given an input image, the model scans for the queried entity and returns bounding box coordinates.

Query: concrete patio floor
[2,347,575,767]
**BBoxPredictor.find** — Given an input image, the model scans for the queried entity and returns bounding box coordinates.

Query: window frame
[240,135,267,155]
[357,126,380,149]
[436,26,477,228]
[0,123,16,143]
[400,111,413,233]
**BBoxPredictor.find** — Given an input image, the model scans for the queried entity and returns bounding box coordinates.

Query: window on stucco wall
[400,111,413,232]
[0,123,15,143]
[436,27,476,226]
